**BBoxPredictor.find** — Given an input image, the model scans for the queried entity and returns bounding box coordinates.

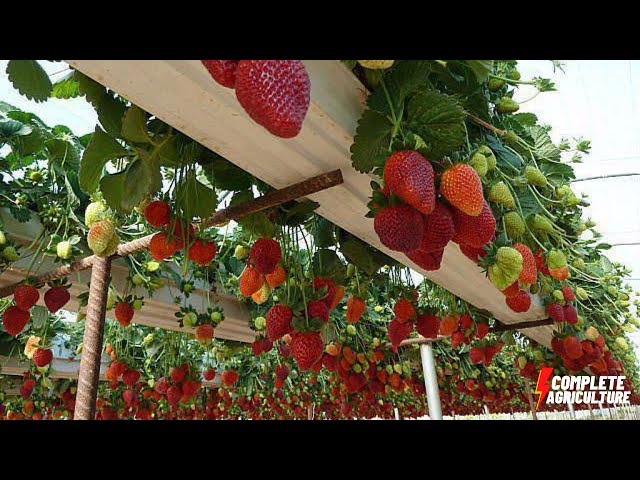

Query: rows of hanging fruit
[0,59,638,419]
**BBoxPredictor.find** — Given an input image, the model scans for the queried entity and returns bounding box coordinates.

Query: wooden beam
[0,169,343,300]
[492,318,554,332]
[65,60,551,347]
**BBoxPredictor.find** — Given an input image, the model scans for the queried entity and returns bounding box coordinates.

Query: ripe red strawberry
[563,336,583,360]
[405,247,444,271]
[201,60,240,88]
[410,202,455,254]
[122,368,140,386]
[188,240,217,266]
[440,164,484,216]
[547,303,565,323]
[451,201,495,248]
[2,306,30,336]
[346,296,366,324]
[44,286,70,313]
[562,286,575,302]
[275,364,289,381]
[114,302,134,327]
[291,331,324,370]
[501,282,520,298]
[451,331,466,348]
[149,231,180,261]
[195,324,215,344]
[505,290,531,313]
[13,284,39,311]
[112,360,126,377]
[266,304,293,341]
[383,150,436,215]
[166,385,182,406]
[469,347,485,364]
[307,300,329,323]
[32,348,53,367]
[476,322,489,339]
[170,366,186,384]
[388,318,413,352]
[416,314,440,339]
[458,243,487,263]
[239,265,264,297]
[513,243,537,285]
[203,368,217,381]
[534,249,551,276]
[122,389,138,406]
[374,204,424,252]
[563,304,578,324]
[221,370,239,386]
[235,60,310,138]
[312,277,337,308]
[143,200,171,228]
[394,298,416,323]
[249,238,282,275]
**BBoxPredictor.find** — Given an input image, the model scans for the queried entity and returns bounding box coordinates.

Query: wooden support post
[524,378,538,420]
[73,256,112,420]
[587,402,595,420]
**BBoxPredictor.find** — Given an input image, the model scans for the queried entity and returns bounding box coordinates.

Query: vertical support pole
[587,402,595,420]
[394,407,401,420]
[523,378,538,420]
[598,401,604,419]
[484,404,490,420]
[74,256,112,420]
[307,404,314,420]
[419,343,442,420]
[567,401,576,420]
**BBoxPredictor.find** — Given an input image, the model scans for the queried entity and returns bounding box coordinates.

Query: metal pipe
[419,343,442,420]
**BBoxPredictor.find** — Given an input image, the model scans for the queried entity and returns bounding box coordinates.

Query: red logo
[534,367,553,409]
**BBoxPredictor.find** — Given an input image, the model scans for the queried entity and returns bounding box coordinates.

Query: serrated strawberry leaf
[350,109,393,174]
[79,127,128,193]
[407,90,466,160]
[51,71,80,99]
[175,170,217,220]
[367,60,431,117]
[121,105,151,144]
[464,60,494,83]
[6,60,52,102]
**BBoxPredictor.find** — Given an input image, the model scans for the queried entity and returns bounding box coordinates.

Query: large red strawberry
[122,368,140,386]
[149,231,179,261]
[266,304,293,341]
[203,368,217,381]
[513,243,537,285]
[505,290,531,313]
[115,302,134,327]
[307,300,329,323]
[2,306,30,336]
[32,348,53,367]
[440,164,484,216]
[374,204,424,252]
[195,324,215,344]
[416,314,440,339]
[221,370,239,386]
[458,243,487,263]
[291,331,324,370]
[405,247,444,271]
[249,238,282,275]
[235,60,310,138]
[451,201,496,248]
[388,318,413,352]
[412,202,455,253]
[547,303,565,323]
[563,305,578,324]
[13,284,39,311]
[44,286,70,313]
[188,239,217,266]
[384,151,436,215]
[346,296,366,324]
[143,200,171,228]
[201,60,240,88]
[394,299,416,323]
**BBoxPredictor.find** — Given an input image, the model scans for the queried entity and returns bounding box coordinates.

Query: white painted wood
[64,60,551,345]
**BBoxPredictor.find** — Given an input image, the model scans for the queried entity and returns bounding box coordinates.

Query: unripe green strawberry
[533,350,544,361]
[87,219,115,255]
[393,364,403,374]
[488,182,515,209]
[56,241,73,259]
[507,70,521,81]
[488,247,523,290]
[346,263,356,277]
[615,337,628,351]
[357,60,394,70]
[517,356,527,370]
[576,287,588,300]
[488,78,506,92]
[183,312,198,327]
[374,305,383,313]
[84,201,106,227]
[346,324,357,335]
[496,97,519,114]
[529,214,554,234]
[254,316,266,330]
[145,261,160,272]
[2,245,19,262]
[353,363,362,373]
[572,257,585,269]
[469,151,488,177]
[234,245,249,260]
[524,166,547,187]
[552,289,564,302]
[503,131,520,146]
[547,250,567,269]
[478,145,497,171]
[504,211,525,239]
[106,290,116,310]
[586,219,596,228]
[132,299,143,310]
[385,364,394,375]
[132,274,145,286]
[101,233,119,257]
[0,230,6,246]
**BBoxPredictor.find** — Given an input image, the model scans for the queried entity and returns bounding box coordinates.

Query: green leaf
[156,136,181,168]
[528,125,561,162]
[230,190,276,238]
[367,60,431,116]
[79,128,128,193]
[100,157,160,213]
[199,151,254,191]
[0,119,32,139]
[464,60,494,82]
[51,72,80,99]
[350,109,393,173]
[121,105,151,144]
[510,112,538,127]
[313,217,335,248]
[486,136,523,170]
[97,93,127,137]
[76,71,105,106]
[45,138,79,168]
[407,90,466,159]
[6,60,52,102]
[312,249,346,284]
[175,170,218,220]
[276,200,319,227]
[0,101,18,113]
[340,236,391,275]
[539,161,575,185]
[31,305,49,328]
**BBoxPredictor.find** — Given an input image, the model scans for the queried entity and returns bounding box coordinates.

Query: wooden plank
[65,60,552,346]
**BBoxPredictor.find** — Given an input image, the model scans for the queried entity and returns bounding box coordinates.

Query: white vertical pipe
[483,404,490,420]
[567,401,576,420]
[420,343,442,420]
[394,407,400,420]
